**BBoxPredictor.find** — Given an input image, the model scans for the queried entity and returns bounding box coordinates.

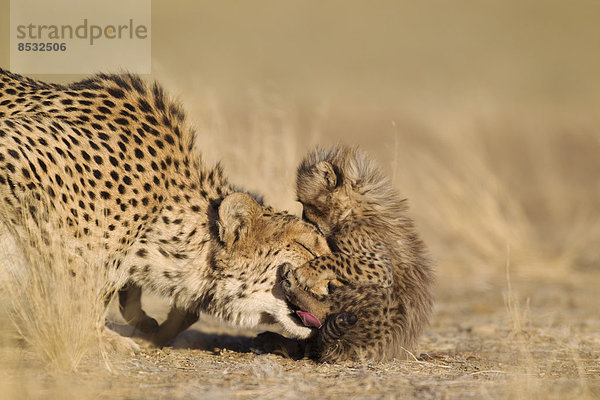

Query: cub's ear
[217,193,262,248]
[314,161,338,189]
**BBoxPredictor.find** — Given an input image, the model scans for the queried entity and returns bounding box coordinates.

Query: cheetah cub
[281,145,434,362]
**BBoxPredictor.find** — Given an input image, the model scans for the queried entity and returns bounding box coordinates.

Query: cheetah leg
[151,306,199,347]
[251,331,305,359]
[118,284,159,334]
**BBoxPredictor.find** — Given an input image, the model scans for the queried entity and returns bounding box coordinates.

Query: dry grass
[0,202,116,372]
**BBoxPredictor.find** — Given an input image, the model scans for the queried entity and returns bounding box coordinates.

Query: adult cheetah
[259,146,434,362]
[0,69,330,347]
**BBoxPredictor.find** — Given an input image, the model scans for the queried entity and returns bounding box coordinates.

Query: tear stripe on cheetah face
[285,145,434,362]
[0,69,330,343]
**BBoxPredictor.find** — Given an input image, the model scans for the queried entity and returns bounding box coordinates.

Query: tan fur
[283,145,434,362]
[0,69,330,347]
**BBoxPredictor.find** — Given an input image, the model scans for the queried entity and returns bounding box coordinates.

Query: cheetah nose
[281,263,292,277]
[279,263,293,290]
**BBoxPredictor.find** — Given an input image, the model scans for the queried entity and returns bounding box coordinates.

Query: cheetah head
[211,193,331,339]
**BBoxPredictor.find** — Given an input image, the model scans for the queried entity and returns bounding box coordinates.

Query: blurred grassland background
[0,0,599,399]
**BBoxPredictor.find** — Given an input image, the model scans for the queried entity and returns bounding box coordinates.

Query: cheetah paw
[101,328,141,356]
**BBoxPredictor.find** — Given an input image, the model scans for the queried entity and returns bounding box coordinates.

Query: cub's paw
[280,263,323,303]
[283,262,343,296]
[280,264,333,330]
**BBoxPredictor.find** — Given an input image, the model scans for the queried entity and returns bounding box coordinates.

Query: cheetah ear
[315,161,338,189]
[217,193,261,248]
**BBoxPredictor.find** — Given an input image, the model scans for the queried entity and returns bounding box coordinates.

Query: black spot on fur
[107,87,125,98]
[7,149,19,160]
[136,248,147,258]
[138,99,152,113]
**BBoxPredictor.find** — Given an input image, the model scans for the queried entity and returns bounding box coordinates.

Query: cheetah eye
[294,240,317,258]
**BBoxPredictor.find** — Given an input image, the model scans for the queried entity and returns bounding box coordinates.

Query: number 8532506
[17,42,67,51]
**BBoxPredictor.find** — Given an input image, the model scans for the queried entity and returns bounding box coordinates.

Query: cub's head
[296,146,387,236]
[212,193,330,339]
[296,157,343,237]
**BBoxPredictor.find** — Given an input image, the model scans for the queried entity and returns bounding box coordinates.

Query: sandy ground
[2,269,598,400]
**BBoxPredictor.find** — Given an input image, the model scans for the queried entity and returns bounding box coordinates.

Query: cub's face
[212,193,331,339]
[296,160,348,237]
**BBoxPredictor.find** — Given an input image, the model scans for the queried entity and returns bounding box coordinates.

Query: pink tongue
[296,310,322,328]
